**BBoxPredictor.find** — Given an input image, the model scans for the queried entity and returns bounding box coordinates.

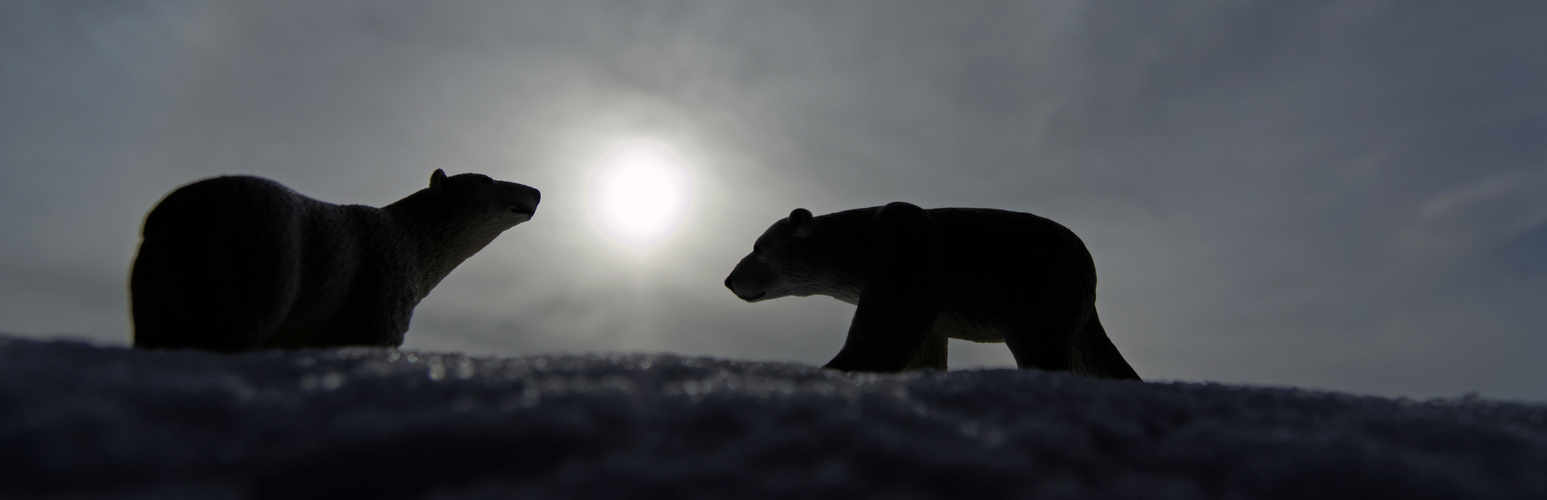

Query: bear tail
[1071,312,1141,380]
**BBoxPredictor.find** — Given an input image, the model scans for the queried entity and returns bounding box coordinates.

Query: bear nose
[723,276,734,291]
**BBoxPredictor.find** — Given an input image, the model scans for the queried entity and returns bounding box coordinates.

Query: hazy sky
[3,1,1545,400]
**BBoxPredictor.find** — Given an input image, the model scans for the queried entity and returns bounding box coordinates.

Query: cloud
[1400,170,1547,261]
[2,1,1546,399]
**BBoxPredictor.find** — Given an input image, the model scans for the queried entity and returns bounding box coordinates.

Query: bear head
[724,208,863,304]
[425,169,541,229]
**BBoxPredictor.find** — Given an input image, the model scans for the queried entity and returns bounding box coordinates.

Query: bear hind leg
[1071,312,1141,380]
[133,212,300,351]
[131,241,189,349]
[1003,307,1084,374]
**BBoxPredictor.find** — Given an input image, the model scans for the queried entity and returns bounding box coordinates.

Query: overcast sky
[3,1,1544,400]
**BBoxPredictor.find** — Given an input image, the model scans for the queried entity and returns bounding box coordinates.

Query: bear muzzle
[723,275,766,302]
[508,186,541,219]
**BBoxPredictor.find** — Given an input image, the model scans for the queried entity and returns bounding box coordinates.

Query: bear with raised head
[130,169,539,352]
[724,202,1140,380]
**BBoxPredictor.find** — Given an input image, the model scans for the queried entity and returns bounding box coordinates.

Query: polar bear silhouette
[130,169,539,351]
[724,202,1139,379]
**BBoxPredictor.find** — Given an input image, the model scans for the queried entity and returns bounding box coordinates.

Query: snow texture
[2,335,1545,500]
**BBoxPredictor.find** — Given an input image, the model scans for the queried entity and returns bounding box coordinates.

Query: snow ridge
[2,335,1544,499]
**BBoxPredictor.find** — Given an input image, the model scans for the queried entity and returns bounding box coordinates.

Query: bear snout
[509,187,541,217]
[724,275,767,302]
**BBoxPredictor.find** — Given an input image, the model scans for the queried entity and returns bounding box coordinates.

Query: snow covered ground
[2,334,1545,499]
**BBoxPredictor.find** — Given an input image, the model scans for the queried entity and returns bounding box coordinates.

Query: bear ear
[430,169,447,193]
[789,208,813,236]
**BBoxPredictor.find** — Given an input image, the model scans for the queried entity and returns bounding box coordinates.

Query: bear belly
[930,309,1007,343]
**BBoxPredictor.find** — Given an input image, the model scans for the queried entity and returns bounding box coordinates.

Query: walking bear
[724,202,1139,380]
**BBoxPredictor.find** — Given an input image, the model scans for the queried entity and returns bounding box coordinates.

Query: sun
[589,141,692,247]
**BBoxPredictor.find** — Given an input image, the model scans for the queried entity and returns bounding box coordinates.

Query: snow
[2,335,1545,499]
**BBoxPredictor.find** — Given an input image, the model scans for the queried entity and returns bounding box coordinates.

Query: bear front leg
[824,202,943,372]
[903,332,949,371]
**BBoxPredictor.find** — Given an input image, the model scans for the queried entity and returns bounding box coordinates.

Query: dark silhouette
[725,202,1140,380]
[130,169,539,351]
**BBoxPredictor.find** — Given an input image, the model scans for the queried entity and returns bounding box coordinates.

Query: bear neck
[383,191,509,300]
[809,208,880,300]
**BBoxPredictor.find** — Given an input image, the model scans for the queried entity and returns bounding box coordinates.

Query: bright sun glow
[589,141,692,247]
